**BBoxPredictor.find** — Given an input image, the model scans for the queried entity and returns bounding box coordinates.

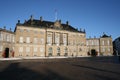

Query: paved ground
[0,56,120,80]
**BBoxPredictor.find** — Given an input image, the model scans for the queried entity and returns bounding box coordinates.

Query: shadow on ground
[0,63,69,80]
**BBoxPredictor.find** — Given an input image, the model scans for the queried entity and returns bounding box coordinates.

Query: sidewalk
[0,58,22,61]
[0,56,68,61]
[0,56,89,61]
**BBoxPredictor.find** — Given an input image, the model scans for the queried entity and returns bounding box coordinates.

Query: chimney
[18,20,20,24]
[59,19,61,23]
[30,15,33,21]
[40,16,43,22]
[66,21,69,25]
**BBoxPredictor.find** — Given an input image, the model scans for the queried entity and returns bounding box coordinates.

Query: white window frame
[102,48,105,52]
[20,37,23,43]
[26,47,30,53]
[0,33,3,41]
[47,36,52,45]
[26,37,30,43]
[34,47,38,52]
[40,38,44,44]
[0,45,3,51]
[12,36,14,42]
[102,41,104,45]
[63,37,67,46]
[34,38,38,44]
[40,47,44,52]
[19,47,23,53]
[6,34,10,42]
[108,48,110,52]
[107,40,110,45]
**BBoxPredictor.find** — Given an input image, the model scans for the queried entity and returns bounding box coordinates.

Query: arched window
[64,47,68,56]
[57,47,60,56]
[48,47,52,56]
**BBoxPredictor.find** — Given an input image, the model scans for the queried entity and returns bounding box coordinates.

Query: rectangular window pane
[40,47,44,52]
[26,37,30,43]
[20,37,23,43]
[34,47,37,52]
[40,38,44,44]
[47,36,52,45]
[26,47,30,53]
[7,35,10,42]
[19,47,23,52]
[0,46,3,51]
[12,36,14,42]
[0,33,3,41]
[34,38,38,44]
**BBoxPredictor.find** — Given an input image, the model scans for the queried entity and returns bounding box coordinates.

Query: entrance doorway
[5,48,9,58]
[91,49,97,56]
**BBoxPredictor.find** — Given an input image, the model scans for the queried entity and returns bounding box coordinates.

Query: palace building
[0,27,15,58]
[0,16,113,58]
[14,16,87,57]
[86,34,113,56]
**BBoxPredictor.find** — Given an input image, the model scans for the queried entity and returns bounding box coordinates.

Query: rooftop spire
[55,9,58,20]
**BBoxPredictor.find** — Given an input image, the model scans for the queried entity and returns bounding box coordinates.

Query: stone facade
[0,16,113,58]
[86,34,113,56]
[14,16,87,58]
[0,28,15,58]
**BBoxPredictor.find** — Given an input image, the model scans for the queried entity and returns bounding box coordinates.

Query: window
[26,37,30,43]
[108,48,110,52]
[40,47,44,52]
[12,36,14,42]
[20,37,23,43]
[12,47,14,51]
[34,47,37,52]
[0,33,3,41]
[92,40,94,45]
[63,34,67,46]
[0,45,3,51]
[19,47,23,52]
[96,41,99,45]
[64,47,68,56]
[20,29,24,32]
[64,47,68,53]
[4,34,6,41]
[107,40,110,45]
[79,48,82,52]
[48,47,52,56]
[40,38,44,44]
[102,48,105,52]
[34,38,38,44]
[6,34,10,42]
[55,35,59,45]
[40,31,44,34]
[86,41,89,46]
[26,47,30,53]
[102,41,104,45]
[26,29,30,32]
[47,36,52,45]
[57,47,60,56]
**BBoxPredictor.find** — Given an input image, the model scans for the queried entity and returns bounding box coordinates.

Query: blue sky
[0,0,120,40]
